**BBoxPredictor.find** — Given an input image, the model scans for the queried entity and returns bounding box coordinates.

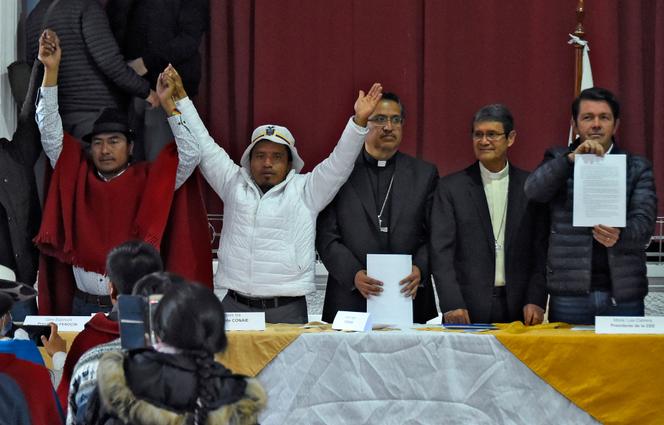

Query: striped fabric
[26,0,150,115]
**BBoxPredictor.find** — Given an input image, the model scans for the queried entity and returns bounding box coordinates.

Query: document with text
[573,154,626,227]
[366,254,413,327]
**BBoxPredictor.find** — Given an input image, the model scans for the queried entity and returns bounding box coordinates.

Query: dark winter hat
[82,108,133,143]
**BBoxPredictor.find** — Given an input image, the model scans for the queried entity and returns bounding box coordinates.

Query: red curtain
[197,0,663,215]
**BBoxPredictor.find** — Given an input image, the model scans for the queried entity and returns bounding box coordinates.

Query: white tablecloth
[257,329,598,425]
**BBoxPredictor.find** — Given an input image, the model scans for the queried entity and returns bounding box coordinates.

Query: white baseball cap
[240,124,305,172]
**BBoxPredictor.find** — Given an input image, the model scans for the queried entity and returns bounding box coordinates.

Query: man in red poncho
[34,29,211,315]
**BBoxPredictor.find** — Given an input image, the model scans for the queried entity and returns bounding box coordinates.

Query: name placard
[23,315,92,332]
[332,311,371,332]
[225,312,266,331]
[595,316,664,334]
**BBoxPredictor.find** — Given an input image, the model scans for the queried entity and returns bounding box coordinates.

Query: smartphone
[19,324,52,346]
[147,294,163,346]
[118,295,148,350]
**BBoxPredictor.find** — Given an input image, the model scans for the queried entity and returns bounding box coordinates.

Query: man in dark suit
[430,104,547,324]
[316,92,439,324]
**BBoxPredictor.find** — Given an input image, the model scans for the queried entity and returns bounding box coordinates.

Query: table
[221,326,664,425]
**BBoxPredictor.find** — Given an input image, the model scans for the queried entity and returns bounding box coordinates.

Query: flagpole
[573,0,586,97]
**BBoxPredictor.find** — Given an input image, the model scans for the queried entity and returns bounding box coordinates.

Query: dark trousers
[489,287,509,323]
[221,294,308,324]
[549,291,645,325]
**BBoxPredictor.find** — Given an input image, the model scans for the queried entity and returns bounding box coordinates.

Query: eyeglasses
[368,115,404,126]
[472,131,506,142]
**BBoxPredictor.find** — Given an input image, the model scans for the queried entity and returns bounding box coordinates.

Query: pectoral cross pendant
[378,216,388,233]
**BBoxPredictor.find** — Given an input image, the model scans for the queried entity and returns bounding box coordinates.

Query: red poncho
[35,134,212,314]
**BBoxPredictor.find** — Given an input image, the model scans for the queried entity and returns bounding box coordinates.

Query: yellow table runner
[217,323,330,376]
[492,322,664,425]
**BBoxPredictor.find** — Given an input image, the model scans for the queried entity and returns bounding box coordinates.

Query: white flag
[568,34,594,145]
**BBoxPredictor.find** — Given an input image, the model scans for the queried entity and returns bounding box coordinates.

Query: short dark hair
[380,92,405,120]
[572,87,620,122]
[131,272,186,297]
[106,241,164,295]
[471,104,514,135]
[153,283,227,353]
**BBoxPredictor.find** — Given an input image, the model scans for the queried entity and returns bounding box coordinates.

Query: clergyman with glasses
[430,104,548,325]
[316,92,439,324]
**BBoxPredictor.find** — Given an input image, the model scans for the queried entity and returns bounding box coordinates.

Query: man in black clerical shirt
[316,92,439,324]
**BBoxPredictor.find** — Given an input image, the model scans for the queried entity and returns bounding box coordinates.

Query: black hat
[0,279,37,316]
[82,108,133,143]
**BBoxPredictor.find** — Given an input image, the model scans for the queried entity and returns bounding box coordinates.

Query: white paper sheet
[573,154,626,227]
[22,315,92,332]
[366,254,413,327]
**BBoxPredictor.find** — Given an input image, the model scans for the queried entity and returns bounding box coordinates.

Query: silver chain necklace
[377,175,395,233]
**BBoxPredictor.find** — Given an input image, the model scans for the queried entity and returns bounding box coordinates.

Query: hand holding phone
[19,324,51,346]
[41,323,66,356]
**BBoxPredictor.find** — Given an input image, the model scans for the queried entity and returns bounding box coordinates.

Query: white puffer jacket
[174,99,368,297]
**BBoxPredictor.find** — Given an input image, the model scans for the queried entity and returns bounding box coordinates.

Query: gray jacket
[26,0,150,115]
[524,143,657,301]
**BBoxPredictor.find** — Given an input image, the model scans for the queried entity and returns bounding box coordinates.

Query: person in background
[0,60,43,321]
[56,240,163,411]
[85,281,266,424]
[0,284,67,387]
[0,373,32,425]
[106,0,209,160]
[66,271,184,424]
[26,0,156,139]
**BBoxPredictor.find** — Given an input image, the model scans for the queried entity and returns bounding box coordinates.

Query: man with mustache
[431,104,548,325]
[524,87,657,324]
[316,92,439,324]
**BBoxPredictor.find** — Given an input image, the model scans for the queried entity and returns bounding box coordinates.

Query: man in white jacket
[164,68,382,323]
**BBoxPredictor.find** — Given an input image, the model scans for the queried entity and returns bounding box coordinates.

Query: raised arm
[156,65,200,190]
[160,70,239,198]
[303,83,382,212]
[36,30,64,167]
